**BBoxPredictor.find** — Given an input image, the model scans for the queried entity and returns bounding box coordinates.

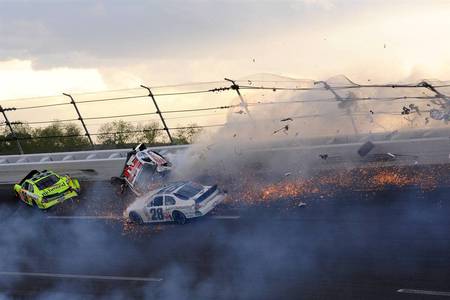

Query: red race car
[111,144,172,196]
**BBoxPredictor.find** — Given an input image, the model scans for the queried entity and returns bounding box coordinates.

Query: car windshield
[35,174,59,190]
[175,182,204,200]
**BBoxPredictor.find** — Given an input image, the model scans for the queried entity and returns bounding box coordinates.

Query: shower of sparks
[227,164,448,207]
[53,164,449,236]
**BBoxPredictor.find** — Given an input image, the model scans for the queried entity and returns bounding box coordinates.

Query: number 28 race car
[124,181,226,225]
[14,170,80,209]
[111,144,172,196]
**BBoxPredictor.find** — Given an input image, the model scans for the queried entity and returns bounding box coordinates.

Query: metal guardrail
[0,128,448,184]
[0,144,189,183]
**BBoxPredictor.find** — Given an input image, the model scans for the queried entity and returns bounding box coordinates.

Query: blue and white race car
[124,181,226,225]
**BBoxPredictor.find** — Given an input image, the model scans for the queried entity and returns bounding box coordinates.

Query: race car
[111,144,172,196]
[124,181,226,225]
[14,170,80,209]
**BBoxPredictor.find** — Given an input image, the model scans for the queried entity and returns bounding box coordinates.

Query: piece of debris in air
[358,141,375,157]
[386,152,396,158]
[281,117,293,122]
[284,172,291,177]
[235,110,245,115]
[273,124,289,135]
[408,104,421,115]
[425,117,430,125]
[233,133,237,138]
[319,154,328,160]
[298,202,307,208]
[401,106,411,115]
[369,110,374,114]
[430,109,445,120]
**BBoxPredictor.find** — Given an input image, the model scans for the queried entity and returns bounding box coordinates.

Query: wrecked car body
[111,144,172,196]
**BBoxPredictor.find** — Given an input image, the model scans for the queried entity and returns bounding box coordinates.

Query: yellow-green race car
[14,170,80,209]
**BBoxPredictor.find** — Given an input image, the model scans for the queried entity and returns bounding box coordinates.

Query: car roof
[155,181,189,196]
[30,170,57,183]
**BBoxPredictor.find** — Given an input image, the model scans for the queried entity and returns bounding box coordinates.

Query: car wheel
[129,211,144,225]
[172,211,187,225]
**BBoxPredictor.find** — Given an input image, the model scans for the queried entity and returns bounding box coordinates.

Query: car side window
[23,182,31,191]
[152,196,163,207]
[165,196,176,206]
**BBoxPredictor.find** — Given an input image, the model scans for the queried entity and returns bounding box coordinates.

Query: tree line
[0,121,202,154]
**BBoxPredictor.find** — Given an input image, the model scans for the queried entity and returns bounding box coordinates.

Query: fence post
[316,81,358,135]
[63,93,94,147]
[224,78,252,119]
[0,105,24,154]
[418,81,450,103]
[140,85,173,144]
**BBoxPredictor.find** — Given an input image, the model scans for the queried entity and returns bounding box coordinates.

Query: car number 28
[150,208,164,221]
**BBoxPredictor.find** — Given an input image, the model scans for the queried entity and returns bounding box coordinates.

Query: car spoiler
[196,185,218,203]
[18,170,40,185]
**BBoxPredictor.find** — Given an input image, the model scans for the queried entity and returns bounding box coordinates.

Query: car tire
[129,211,144,225]
[172,211,187,225]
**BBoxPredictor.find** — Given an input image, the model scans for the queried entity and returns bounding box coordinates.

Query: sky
[1,0,450,100]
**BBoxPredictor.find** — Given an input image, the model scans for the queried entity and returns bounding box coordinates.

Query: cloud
[0,0,450,93]
[0,60,106,99]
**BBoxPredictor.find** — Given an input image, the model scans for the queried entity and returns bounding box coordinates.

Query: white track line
[46,215,120,220]
[47,215,240,220]
[397,289,450,297]
[210,215,241,219]
[0,271,163,282]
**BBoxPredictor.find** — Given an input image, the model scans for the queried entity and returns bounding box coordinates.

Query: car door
[163,195,177,221]
[145,195,165,222]
[20,182,34,206]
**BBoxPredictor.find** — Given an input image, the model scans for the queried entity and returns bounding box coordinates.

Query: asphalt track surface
[0,170,450,299]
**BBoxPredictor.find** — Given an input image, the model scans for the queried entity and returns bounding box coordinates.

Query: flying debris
[235,110,246,115]
[408,104,421,115]
[425,117,430,125]
[298,202,307,208]
[401,106,411,115]
[369,110,374,114]
[273,124,289,135]
[281,117,293,122]
[430,109,449,121]
[284,172,292,177]
[358,141,375,157]
[233,133,237,138]
[319,154,328,160]
[386,152,396,159]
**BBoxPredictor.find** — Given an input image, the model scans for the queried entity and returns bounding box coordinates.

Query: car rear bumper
[39,189,79,209]
[195,193,225,217]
